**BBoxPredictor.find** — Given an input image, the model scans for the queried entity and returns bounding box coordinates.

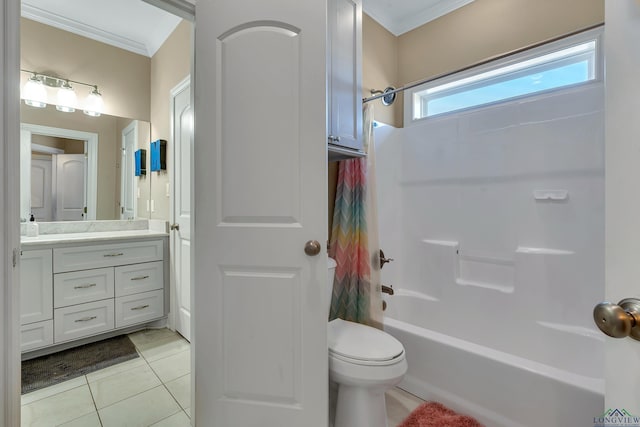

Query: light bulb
[83,88,103,117]
[22,75,47,108]
[56,82,76,112]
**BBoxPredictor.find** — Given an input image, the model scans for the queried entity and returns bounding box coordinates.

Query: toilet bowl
[327,259,407,427]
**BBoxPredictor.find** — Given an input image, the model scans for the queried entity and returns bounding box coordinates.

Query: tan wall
[149,20,192,220]
[21,104,119,220]
[362,14,401,127]
[21,18,151,121]
[31,135,83,154]
[397,0,604,86]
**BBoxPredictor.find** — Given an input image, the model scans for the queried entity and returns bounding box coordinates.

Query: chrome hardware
[593,298,640,341]
[75,316,97,323]
[131,275,150,281]
[379,249,394,269]
[381,284,394,295]
[131,305,150,311]
[328,135,341,143]
[103,252,124,257]
[74,283,97,289]
[304,240,321,256]
[170,223,180,231]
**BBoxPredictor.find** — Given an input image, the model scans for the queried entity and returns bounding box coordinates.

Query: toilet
[327,258,407,427]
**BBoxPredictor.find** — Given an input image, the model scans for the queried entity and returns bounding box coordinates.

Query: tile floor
[21,328,423,427]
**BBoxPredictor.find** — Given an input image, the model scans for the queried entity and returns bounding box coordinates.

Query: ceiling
[21,0,182,57]
[362,0,476,36]
[20,0,473,57]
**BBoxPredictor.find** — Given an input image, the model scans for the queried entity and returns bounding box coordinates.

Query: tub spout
[381,284,394,295]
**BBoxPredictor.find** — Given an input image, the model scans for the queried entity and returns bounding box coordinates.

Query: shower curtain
[329,103,383,328]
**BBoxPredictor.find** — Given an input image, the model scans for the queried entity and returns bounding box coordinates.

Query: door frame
[120,120,138,220]
[2,2,194,425]
[20,123,98,221]
[168,75,191,334]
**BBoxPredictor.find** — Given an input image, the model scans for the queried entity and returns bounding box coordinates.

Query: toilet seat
[328,319,405,366]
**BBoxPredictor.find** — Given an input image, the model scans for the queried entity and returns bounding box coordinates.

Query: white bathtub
[383,293,604,427]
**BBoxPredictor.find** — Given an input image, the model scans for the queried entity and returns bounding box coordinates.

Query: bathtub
[383,292,604,427]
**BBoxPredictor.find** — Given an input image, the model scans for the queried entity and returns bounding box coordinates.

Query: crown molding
[21,3,150,57]
[365,0,476,36]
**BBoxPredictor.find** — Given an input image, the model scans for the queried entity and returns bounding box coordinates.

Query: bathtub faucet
[381,284,394,295]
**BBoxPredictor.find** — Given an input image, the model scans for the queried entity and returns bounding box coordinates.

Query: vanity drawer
[115,261,164,297]
[53,240,164,273]
[54,300,115,343]
[115,289,164,328]
[54,268,115,308]
[21,320,54,352]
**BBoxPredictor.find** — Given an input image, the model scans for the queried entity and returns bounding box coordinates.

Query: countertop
[21,229,168,246]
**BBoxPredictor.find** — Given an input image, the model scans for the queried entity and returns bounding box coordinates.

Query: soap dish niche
[533,190,569,201]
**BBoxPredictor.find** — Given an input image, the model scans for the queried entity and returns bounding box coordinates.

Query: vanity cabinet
[328,0,364,160]
[20,237,167,354]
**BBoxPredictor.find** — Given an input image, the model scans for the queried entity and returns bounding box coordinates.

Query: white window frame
[404,27,604,126]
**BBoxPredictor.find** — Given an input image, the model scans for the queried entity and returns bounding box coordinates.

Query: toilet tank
[328,258,337,317]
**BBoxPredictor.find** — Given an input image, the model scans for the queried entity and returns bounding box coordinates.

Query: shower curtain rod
[362,23,604,104]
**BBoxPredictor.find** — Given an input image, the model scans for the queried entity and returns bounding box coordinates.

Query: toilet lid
[328,318,404,362]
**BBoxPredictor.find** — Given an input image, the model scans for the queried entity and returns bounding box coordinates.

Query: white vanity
[20,227,168,357]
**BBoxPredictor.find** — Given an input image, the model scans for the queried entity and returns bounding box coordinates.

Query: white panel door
[55,154,86,221]
[31,158,52,222]
[20,249,52,326]
[171,79,192,341]
[121,121,137,220]
[603,0,640,417]
[194,0,328,425]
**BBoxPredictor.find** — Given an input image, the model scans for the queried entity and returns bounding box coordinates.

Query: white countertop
[21,229,168,246]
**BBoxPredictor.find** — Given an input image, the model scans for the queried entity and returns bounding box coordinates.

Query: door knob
[170,223,180,231]
[304,240,321,256]
[593,298,640,341]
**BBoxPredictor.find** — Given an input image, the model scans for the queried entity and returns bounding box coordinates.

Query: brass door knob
[304,240,321,256]
[593,298,640,341]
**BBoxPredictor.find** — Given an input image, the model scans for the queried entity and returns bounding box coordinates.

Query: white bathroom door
[193,0,328,425]
[171,78,192,341]
[120,121,137,220]
[55,154,86,221]
[602,1,640,417]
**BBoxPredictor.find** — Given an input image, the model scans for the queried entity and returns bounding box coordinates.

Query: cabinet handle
[131,304,150,311]
[130,275,150,281]
[103,252,124,257]
[74,283,97,289]
[75,316,97,323]
[328,135,341,143]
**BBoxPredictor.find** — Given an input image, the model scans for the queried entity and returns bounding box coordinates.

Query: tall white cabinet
[328,0,363,157]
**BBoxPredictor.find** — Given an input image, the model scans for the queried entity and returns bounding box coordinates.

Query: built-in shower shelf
[537,321,604,341]
[455,278,514,293]
[516,247,574,255]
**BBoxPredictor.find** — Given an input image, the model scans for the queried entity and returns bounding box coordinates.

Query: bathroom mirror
[20,103,152,222]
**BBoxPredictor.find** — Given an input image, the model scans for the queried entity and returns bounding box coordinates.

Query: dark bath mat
[21,335,139,394]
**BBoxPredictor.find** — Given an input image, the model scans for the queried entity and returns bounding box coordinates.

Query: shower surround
[375,81,605,426]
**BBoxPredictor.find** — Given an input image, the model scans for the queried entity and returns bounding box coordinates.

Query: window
[410,29,601,121]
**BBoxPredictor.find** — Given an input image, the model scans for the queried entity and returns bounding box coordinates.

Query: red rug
[398,402,484,427]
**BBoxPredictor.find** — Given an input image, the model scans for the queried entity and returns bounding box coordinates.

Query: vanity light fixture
[22,73,47,108]
[20,69,104,117]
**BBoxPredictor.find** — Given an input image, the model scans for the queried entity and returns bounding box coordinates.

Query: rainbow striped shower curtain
[329,103,382,328]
